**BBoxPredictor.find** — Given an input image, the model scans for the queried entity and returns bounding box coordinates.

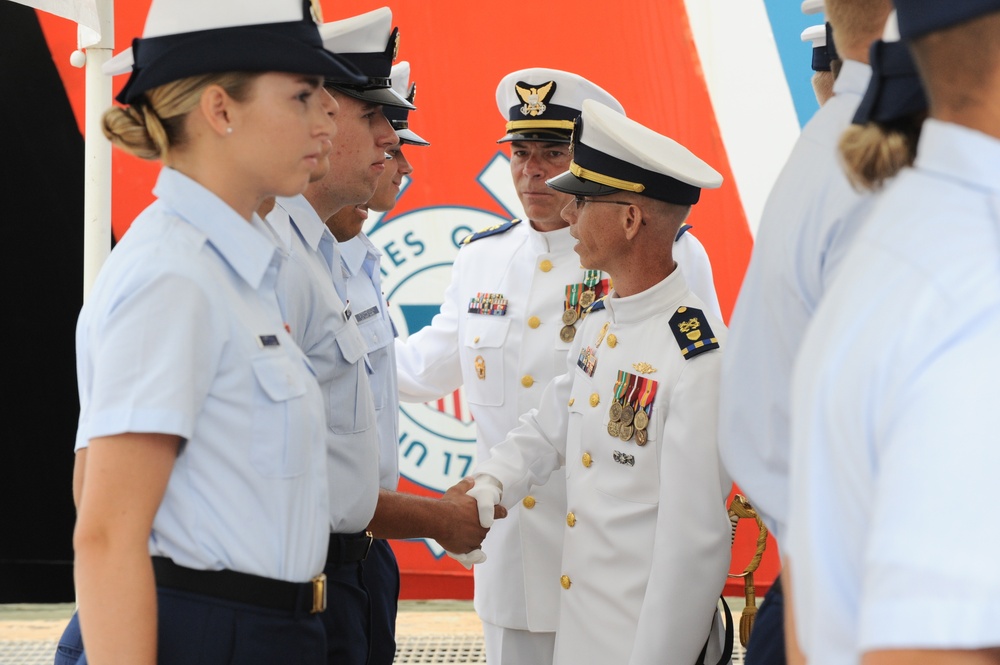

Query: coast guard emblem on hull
[516,80,556,117]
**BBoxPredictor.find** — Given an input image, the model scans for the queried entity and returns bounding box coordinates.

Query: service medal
[636,428,648,446]
[618,423,634,442]
[633,409,649,431]
[609,401,622,422]
[580,290,596,308]
[560,325,576,343]
[607,420,621,437]
[620,404,635,426]
[562,308,579,326]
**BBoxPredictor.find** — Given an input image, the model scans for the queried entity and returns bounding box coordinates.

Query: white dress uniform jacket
[262,196,380,533]
[396,219,579,631]
[75,169,329,582]
[341,232,400,490]
[475,270,733,665]
[788,119,1000,665]
[718,60,872,543]
[395,218,722,632]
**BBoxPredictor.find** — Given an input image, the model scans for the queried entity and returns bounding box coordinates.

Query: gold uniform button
[607,334,618,348]
[528,316,541,329]
[522,496,536,509]
[540,259,553,272]
[521,375,535,388]
[473,336,480,343]
[560,575,572,590]
[568,398,575,407]
[582,452,592,467]
[589,393,600,407]
[566,512,576,527]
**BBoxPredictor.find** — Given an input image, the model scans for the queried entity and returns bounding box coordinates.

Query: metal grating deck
[0,636,745,665]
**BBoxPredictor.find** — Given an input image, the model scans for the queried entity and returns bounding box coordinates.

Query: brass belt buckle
[362,531,374,561]
[310,573,327,613]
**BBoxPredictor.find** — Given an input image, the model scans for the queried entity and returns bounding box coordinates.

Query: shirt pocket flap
[464,316,512,349]
[252,354,308,402]
[335,321,369,365]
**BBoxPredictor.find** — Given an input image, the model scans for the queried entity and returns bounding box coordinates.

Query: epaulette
[461,218,522,246]
[669,306,719,360]
[674,223,693,241]
[584,295,608,314]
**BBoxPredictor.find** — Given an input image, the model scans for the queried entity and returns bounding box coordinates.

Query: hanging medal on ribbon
[580,270,601,308]
[634,377,657,446]
[607,371,626,437]
[561,283,581,342]
[618,373,640,442]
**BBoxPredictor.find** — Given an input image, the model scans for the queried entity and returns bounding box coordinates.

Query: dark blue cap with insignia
[107,0,366,105]
[495,68,624,144]
[320,7,415,110]
[853,12,927,126]
[384,62,430,146]
[895,0,1000,40]
[546,100,723,206]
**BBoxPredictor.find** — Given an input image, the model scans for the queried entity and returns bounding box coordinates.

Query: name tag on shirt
[257,334,281,348]
[355,305,380,323]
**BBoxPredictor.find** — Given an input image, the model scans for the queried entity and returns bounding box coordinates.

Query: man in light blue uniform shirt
[787,3,1000,664]
[717,1,890,663]
[331,61,497,665]
[255,8,414,665]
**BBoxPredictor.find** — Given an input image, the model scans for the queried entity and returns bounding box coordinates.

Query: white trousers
[481,619,556,665]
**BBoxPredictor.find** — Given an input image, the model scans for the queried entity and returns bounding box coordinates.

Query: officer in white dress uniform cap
[394,68,621,665]
[787,1,1000,664]
[393,67,723,665]
[67,1,364,663]
[464,98,734,665]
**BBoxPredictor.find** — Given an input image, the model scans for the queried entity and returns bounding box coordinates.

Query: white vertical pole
[82,0,113,300]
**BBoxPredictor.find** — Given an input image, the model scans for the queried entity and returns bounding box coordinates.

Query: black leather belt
[326,531,374,565]
[152,557,326,614]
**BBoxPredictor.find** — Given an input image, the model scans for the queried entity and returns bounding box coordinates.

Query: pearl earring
[226,127,233,135]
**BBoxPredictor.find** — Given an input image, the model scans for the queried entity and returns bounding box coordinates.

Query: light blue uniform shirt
[340,233,400,491]
[718,60,872,543]
[264,196,380,533]
[789,119,1000,665]
[75,168,329,582]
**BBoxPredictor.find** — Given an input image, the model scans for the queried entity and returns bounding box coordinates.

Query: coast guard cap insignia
[669,306,720,360]
[516,80,557,117]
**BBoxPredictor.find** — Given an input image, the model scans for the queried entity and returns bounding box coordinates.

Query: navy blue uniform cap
[896,0,1000,39]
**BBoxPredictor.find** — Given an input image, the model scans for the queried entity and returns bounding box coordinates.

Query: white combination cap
[495,67,623,144]
[801,0,824,15]
[384,62,429,146]
[319,7,413,109]
[108,0,363,104]
[547,99,722,206]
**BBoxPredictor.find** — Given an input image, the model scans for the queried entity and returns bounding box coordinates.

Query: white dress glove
[466,474,503,528]
[446,548,487,570]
